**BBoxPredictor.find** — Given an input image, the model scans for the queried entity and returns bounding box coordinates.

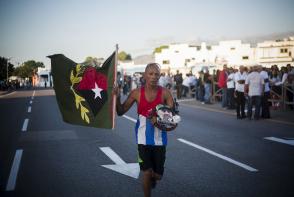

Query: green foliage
[118,51,132,61]
[13,60,44,79]
[153,45,169,54]
[0,57,15,81]
[83,56,103,67]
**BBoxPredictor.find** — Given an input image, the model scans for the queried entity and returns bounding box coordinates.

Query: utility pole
[7,57,12,83]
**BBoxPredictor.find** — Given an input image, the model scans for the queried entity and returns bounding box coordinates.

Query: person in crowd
[165,73,173,89]
[123,76,130,95]
[226,68,235,109]
[275,67,288,86]
[218,64,228,108]
[259,66,271,118]
[197,71,205,102]
[189,74,197,98]
[203,71,212,104]
[245,65,264,120]
[182,74,190,97]
[159,73,167,87]
[174,70,183,99]
[286,64,294,109]
[269,65,281,109]
[234,66,247,119]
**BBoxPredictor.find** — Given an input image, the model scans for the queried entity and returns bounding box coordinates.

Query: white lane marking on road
[178,138,258,172]
[32,90,35,97]
[22,119,29,132]
[100,147,140,179]
[264,137,294,146]
[30,100,33,104]
[123,115,136,123]
[100,147,126,164]
[6,149,23,191]
[28,106,31,113]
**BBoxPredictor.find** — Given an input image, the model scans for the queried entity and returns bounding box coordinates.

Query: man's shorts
[137,145,166,175]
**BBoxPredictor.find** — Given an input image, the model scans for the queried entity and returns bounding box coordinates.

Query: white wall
[154,37,294,70]
[256,39,294,67]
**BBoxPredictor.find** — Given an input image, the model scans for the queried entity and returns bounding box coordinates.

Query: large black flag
[48,52,116,129]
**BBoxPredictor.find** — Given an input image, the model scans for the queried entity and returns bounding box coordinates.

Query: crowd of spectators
[174,63,294,119]
[118,63,294,120]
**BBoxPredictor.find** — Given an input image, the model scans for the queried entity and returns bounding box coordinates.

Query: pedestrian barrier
[211,81,222,103]
[269,85,283,109]
[211,81,293,110]
[268,83,294,109]
[282,83,294,109]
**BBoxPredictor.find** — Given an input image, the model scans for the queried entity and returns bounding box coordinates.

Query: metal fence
[269,83,294,109]
[211,80,294,110]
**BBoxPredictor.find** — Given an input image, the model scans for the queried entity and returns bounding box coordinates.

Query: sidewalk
[0,90,12,96]
[178,98,294,126]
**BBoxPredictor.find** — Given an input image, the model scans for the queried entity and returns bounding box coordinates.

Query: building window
[206,46,211,50]
[231,47,235,50]
[242,56,249,60]
[280,48,288,53]
[175,50,179,53]
[185,59,191,63]
[196,46,201,50]
[162,60,170,64]
[192,58,195,60]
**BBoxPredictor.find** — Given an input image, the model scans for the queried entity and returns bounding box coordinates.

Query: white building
[36,67,52,87]
[117,54,155,75]
[155,40,256,74]
[117,61,146,75]
[154,36,294,72]
[256,37,294,68]
[212,40,256,67]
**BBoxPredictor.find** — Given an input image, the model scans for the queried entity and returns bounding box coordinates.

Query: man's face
[144,66,160,86]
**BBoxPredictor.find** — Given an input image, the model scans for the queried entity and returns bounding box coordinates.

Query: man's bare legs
[142,169,162,197]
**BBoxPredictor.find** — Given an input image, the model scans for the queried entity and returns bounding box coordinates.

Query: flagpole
[112,44,119,129]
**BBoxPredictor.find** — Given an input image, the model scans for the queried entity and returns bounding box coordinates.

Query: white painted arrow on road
[100,147,140,179]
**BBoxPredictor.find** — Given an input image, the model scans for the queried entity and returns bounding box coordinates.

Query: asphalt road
[1,89,293,197]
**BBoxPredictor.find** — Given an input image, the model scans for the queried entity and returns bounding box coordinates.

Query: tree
[118,51,132,61]
[0,57,15,81]
[153,45,169,54]
[83,56,104,67]
[13,60,44,79]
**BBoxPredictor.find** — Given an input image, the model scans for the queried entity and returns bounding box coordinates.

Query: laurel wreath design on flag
[70,64,90,124]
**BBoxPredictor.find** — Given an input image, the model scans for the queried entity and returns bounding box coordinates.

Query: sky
[0,0,294,67]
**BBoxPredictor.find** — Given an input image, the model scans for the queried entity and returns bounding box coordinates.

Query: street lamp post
[7,59,8,82]
[7,57,12,83]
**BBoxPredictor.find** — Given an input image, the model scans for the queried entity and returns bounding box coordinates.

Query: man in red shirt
[114,63,174,197]
[218,64,228,108]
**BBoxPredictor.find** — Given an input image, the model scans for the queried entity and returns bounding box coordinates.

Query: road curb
[0,90,14,97]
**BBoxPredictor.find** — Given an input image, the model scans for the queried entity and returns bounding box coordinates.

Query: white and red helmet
[148,104,181,131]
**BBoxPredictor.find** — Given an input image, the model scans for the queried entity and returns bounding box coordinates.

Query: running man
[114,63,174,197]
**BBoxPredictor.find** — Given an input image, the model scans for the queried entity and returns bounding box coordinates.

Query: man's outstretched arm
[116,89,138,116]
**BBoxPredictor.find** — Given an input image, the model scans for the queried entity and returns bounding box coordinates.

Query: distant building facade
[154,36,294,73]
[35,67,53,87]
[256,36,294,67]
